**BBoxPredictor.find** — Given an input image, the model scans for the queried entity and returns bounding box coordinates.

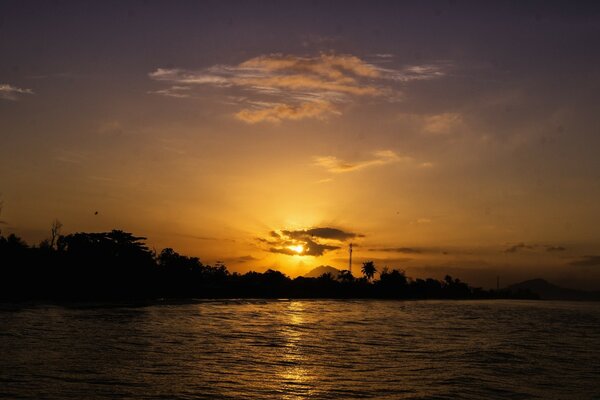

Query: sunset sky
[2,1,600,289]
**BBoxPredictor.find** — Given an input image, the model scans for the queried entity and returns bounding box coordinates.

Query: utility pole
[348,243,353,275]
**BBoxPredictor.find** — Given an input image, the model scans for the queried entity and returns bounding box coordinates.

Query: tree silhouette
[337,269,354,283]
[0,195,4,236]
[361,260,377,281]
[50,219,63,249]
[379,268,407,286]
[319,272,335,282]
[0,227,539,301]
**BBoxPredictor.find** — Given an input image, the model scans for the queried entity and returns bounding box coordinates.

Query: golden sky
[2,1,600,289]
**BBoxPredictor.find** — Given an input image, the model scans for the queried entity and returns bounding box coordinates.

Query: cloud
[239,53,381,81]
[259,226,360,257]
[569,256,600,267]
[235,100,340,123]
[270,239,340,257]
[171,232,236,242]
[406,217,436,225]
[149,53,446,123]
[0,84,34,101]
[397,112,465,136]
[147,85,192,98]
[149,68,232,86]
[53,149,89,164]
[284,227,362,241]
[504,243,568,254]
[234,255,259,263]
[97,121,124,136]
[315,178,333,184]
[504,243,537,253]
[370,247,423,254]
[314,150,408,173]
[423,112,464,135]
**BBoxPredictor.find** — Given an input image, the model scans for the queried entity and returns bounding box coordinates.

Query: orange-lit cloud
[259,227,360,257]
[148,53,446,123]
[424,112,464,134]
[314,150,409,173]
[397,112,465,136]
[0,83,33,100]
[235,100,340,123]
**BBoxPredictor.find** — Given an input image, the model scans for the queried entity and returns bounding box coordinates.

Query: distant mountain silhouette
[508,279,600,301]
[304,265,341,278]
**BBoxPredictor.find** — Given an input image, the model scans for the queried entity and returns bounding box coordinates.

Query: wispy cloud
[569,255,600,267]
[229,255,259,264]
[149,53,446,123]
[53,149,88,164]
[423,112,464,135]
[397,112,465,136]
[504,242,567,253]
[97,121,124,136]
[147,86,192,98]
[235,100,340,123]
[284,227,363,241]
[504,243,537,253]
[504,243,568,254]
[314,150,410,173]
[370,247,423,254]
[0,83,33,101]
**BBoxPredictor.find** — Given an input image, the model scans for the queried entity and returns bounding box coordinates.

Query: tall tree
[50,219,63,249]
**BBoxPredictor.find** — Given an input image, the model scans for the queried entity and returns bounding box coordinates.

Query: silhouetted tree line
[0,230,538,301]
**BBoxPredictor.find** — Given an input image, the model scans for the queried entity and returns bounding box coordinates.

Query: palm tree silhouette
[361,260,377,282]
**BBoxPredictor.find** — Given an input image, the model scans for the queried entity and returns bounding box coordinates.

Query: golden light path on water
[279,301,315,399]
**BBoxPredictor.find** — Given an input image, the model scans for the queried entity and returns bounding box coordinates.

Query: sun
[288,244,304,254]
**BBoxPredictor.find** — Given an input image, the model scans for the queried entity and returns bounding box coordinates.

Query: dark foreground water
[1,300,599,400]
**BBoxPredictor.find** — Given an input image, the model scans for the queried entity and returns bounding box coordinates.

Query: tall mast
[349,243,353,274]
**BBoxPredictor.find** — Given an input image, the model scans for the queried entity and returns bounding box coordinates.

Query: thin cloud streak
[147,86,192,98]
[0,83,34,100]
[569,256,600,267]
[314,150,410,173]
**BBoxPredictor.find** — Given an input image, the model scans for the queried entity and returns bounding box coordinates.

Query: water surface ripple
[1,300,599,399]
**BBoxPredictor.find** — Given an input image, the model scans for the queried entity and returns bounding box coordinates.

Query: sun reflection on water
[278,301,315,399]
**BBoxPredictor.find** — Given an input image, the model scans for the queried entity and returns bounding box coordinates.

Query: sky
[1,0,600,289]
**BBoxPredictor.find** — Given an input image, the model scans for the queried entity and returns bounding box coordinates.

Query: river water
[1,300,599,399]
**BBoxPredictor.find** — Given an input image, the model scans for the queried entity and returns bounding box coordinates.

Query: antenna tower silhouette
[348,243,353,275]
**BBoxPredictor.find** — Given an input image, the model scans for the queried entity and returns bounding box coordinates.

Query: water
[1,300,599,399]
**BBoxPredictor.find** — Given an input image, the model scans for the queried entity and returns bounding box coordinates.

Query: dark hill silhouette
[304,265,341,278]
[508,279,600,301]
